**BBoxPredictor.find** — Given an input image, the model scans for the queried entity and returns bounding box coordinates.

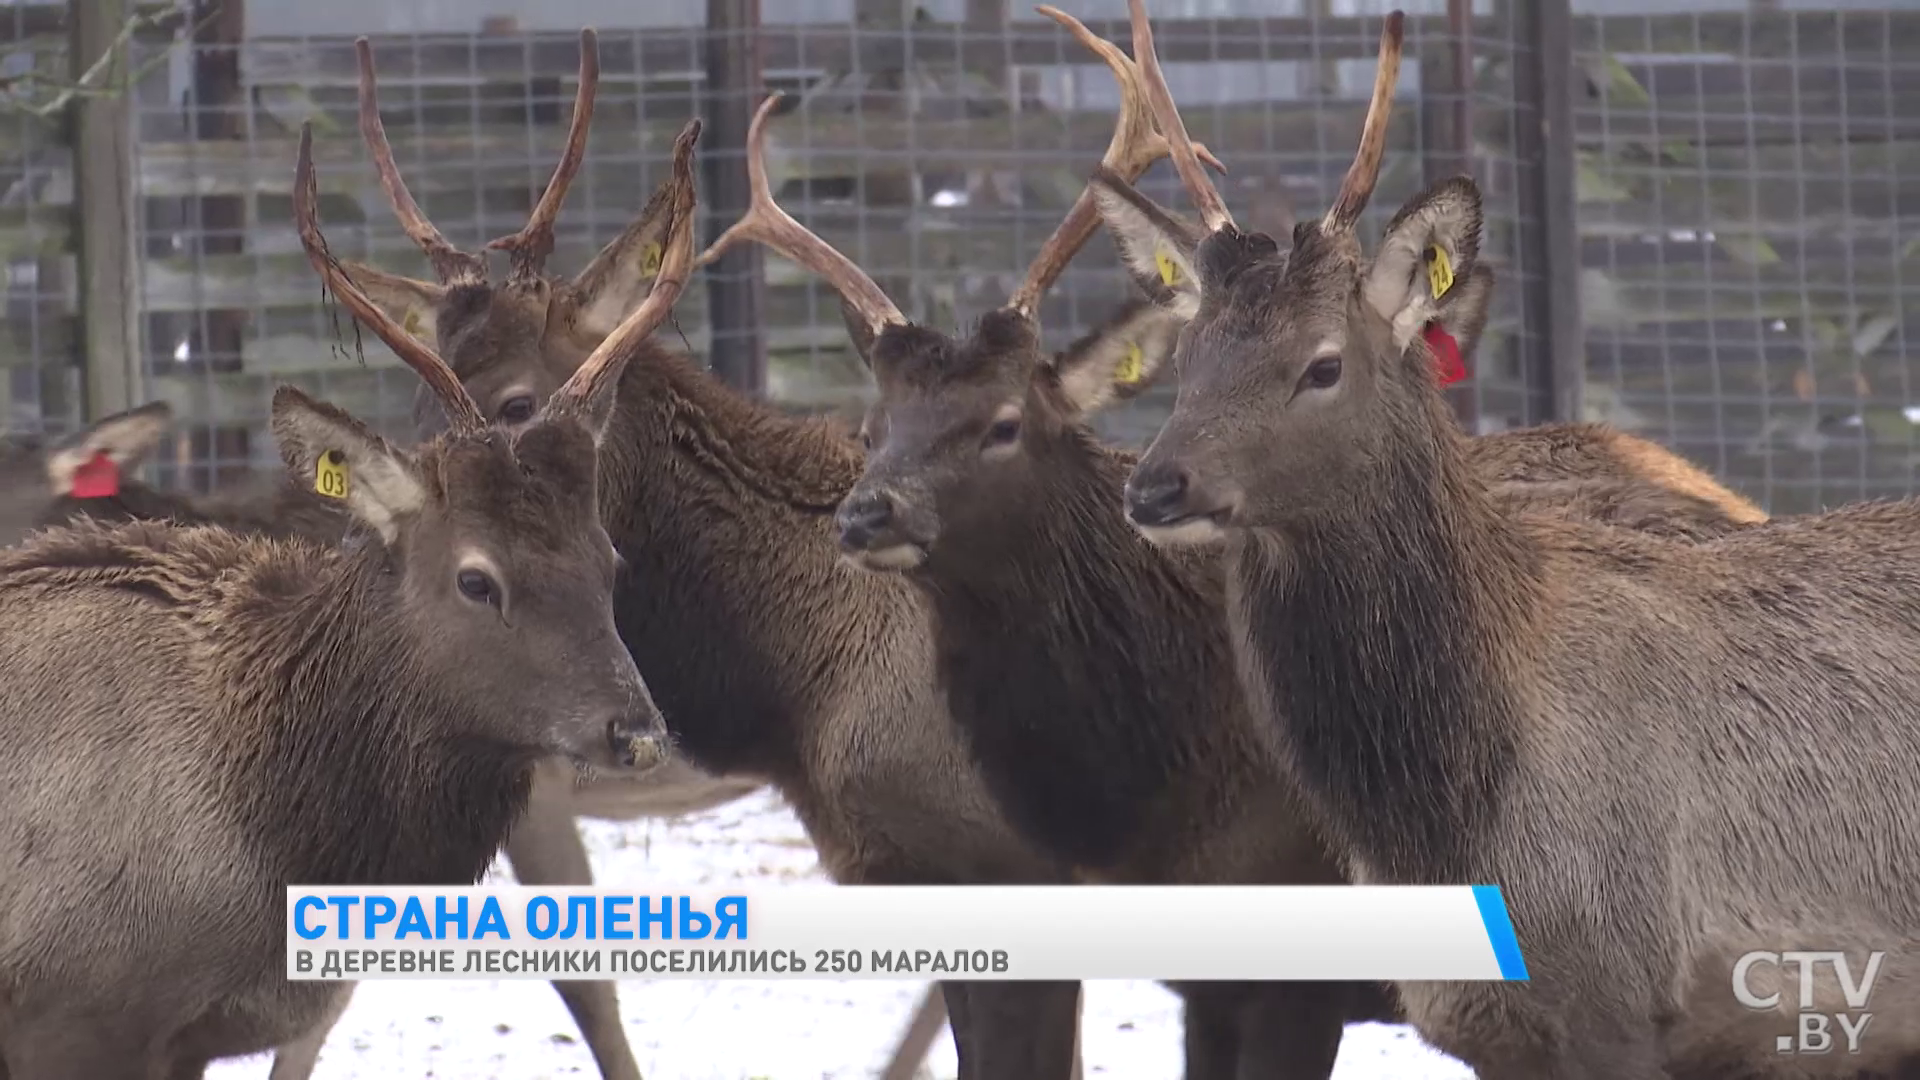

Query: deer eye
[986,417,1022,446]
[859,428,873,451]
[498,396,537,424]
[456,568,499,606]
[1303,356,1343,390]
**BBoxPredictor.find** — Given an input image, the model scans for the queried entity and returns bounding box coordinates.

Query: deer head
[1091,2,1493,545]
[285,88,704,771]
[697,7,1219,571]
[0,403,179,546]
[324,32,685,436]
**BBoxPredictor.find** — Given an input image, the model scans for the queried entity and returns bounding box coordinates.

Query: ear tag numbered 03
[1426,245,1454,299]
[1116,342,1145,385]
[314,450,349,500]
[1154,251,1182,288]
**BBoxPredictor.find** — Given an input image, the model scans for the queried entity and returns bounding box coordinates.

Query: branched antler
[293,123,489,434]
[356,37,489,286]
[488,28,602,283]
[697,94,907,338]
[546,120,704,418]
[1125,0,1235,235]
[1006,5,1226,317]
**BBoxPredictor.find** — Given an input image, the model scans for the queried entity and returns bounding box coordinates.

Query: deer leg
[1538,1016,1671,1080]
[2,1013,159,1080]
[1229,983,1348,1080]
[265,984,355,1080]
[1175,983,1243,1080]
[944,981,1080,1080]
[504,790,644,1080]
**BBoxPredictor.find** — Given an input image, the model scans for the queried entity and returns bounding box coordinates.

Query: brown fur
[0,401,753,1080]
[838,307,1378,1080]
[831,260,1781,1076]
[0,389,665,1079]
[387,201,1107,1074]
[1114,165,1920,1079]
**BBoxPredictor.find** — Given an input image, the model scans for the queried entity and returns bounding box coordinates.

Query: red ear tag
[70,451,121,498]
[1424,322,1466,387]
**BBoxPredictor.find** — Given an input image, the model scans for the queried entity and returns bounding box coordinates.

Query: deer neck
[909,432,1247,873]
[1230,399,1542,881]
[240,548,534,887]
[587,347,911,781]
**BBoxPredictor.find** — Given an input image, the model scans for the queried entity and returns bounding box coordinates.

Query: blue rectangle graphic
[1471,884,1529,981]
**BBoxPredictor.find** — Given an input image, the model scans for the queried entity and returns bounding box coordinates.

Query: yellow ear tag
[401,308,426,340]
[314,450,348,500]
[640,242,663,278]
[1116,342,1145,385]
[1154,251,1182,288]
[1426,245,1454,299]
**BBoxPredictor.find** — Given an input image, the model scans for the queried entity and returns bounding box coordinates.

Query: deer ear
[270,385,425,545]
[1090,169,1204,323]
[1049,298,1183,417]
[45,401,174,495]
[571,175,681,338]
[338,262,444,347]
[1362,176,1484,351]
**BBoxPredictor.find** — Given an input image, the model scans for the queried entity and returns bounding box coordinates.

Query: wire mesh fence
[1,0,1915,516]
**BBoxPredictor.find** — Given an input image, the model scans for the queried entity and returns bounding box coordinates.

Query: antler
[1006,5,1226,317]
[545,119,704,417]
[488,28,601,283]
[1126,0,1234,235]
[1323,12,1405,233]
[696,94,907,337]
[356,37,489,286]
[293,123,489,434]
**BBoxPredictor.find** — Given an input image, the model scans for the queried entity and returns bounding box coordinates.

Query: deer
[0,407,758,1080]
[703,7,1780,1078]
[332,14,1217,1079]
[1099,3,1920,1077]
[285,37,767,1080]
[698,24,1379,1080]
[0,402,352,550]
[0,113,701,1080]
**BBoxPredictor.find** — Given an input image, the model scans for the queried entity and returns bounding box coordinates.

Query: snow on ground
[208,789,1477,1079]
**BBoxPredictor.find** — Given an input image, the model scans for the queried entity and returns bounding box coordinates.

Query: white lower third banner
[287,885,1528,982]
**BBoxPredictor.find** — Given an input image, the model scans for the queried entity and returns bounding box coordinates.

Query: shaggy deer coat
[828,245,1765,1080]
[0,396,755,1080]
[1108,5,1919,1077]
[0,116,698,1080]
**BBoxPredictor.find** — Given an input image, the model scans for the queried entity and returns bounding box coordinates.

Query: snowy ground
[207,789,1477,1079]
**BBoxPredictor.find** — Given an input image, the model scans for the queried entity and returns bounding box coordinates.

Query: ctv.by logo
[1733,950,1883,1055]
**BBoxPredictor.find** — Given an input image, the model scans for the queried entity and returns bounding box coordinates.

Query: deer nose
[836,492,896,551]
[1126,465,1193,527]
[605,697,671,772]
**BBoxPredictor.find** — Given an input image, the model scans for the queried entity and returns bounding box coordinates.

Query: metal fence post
[703,0,767,395]
[70,0,141,422]
[1511,0,1584,425]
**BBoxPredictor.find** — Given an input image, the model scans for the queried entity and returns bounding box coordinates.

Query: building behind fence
[1,0,1915,516]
